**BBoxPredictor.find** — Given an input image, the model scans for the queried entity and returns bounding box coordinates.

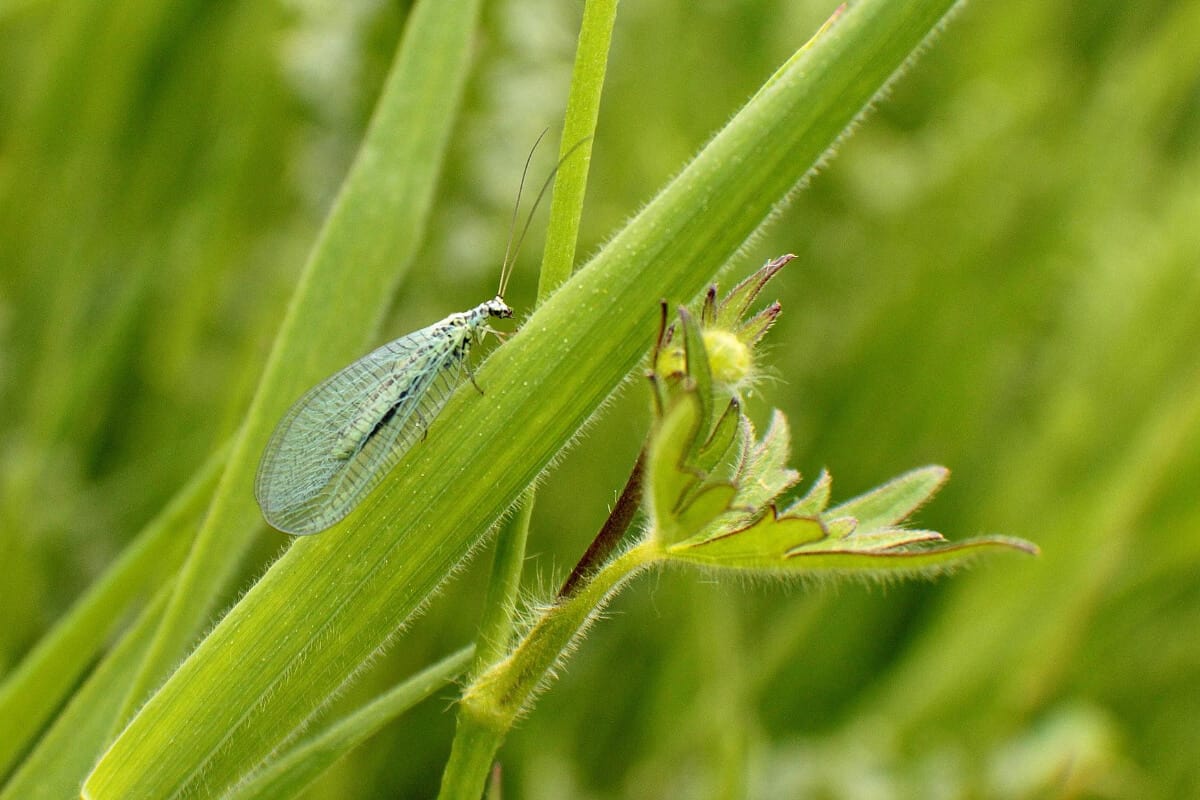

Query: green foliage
[646,302,1032,574]
[442,277,1032,795]
[2,0,1199,798]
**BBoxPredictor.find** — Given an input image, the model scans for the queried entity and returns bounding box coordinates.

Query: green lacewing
[256,136,564,535]
[254,294,514,535]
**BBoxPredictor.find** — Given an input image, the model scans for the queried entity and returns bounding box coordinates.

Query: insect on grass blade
[254,297,514,534]
[255,133,574,535]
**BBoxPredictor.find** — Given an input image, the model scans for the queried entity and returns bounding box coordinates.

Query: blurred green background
[2,0,1198,797]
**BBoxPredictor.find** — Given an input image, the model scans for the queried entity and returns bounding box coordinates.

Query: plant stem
[537,0,618,298]
[440,541,657,798]
[438,701,508,800]
[472,491,534,672]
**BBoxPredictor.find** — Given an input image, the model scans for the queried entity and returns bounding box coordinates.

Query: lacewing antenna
[497,133,593,298]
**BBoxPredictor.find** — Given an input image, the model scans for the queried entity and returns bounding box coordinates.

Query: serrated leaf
[734,410,800,509]
[649,389,742,546]
[679,307,714,443]
[714,254,793,329]
[786,469,832,516]
[670,508,826,566]
[672,483,739,544]
[842,528,946,551]
[648,392,704,542]
[826,465,949,534]
[782,536,1039,575]
[824,516,858,539]
[674,400,740,524]
[694,399,740,476]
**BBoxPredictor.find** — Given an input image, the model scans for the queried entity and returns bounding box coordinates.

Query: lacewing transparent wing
[255,297,513,535]
[256,131,580,534]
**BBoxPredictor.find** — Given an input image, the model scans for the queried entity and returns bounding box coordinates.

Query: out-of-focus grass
[2,0,1198,798]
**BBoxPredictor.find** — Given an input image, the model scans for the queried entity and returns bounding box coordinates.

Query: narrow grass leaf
[0,444,224,781]
[0,586,172,800]
[537,0,619,296]
[229,647,472,800]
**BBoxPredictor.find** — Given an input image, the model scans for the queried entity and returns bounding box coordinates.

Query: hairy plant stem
[538,0,619,297]
[438,540,657,798]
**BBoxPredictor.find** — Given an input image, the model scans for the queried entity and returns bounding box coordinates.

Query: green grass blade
[0,585,172,800]
[117,0,485,723]
[84,2,964,797]
[536,0,618,297]
[229,647,472,800]
[472,495,535,674]
[0,444,224,782]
